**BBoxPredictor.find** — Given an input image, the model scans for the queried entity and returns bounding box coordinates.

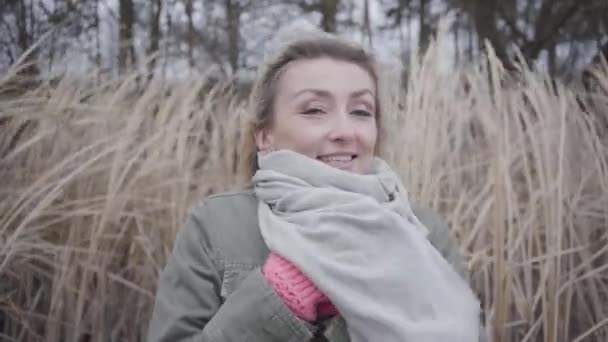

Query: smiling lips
[317,154,357,170]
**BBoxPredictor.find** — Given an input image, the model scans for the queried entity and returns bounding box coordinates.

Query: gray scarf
[253,150,480,342]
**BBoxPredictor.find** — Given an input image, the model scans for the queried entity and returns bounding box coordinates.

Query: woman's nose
[327,112,356,143]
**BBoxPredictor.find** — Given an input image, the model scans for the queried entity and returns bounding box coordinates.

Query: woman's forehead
[277,58,376,98]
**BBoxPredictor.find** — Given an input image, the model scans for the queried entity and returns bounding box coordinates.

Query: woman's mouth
[317,154,357,170]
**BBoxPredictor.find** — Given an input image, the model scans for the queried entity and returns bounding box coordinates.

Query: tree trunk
[320,0,338,33]
[184,0,195,68]
[362,0,373,48]
[467,12,474,62]
[14,0,39,76]
[406,5,412,60]
[524,0,580,64]
[94,0,102,70]
[454,12,460,66]
[148,0,163,74]
[471,0,511,68]
[225,0,241,74]
[418,0,431,54]
[118,0,136,73]
[162,7,173,79]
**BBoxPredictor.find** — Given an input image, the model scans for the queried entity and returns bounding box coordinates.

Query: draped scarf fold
[253,150,480,342]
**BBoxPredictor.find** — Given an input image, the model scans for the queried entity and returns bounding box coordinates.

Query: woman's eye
[352,109,373,117]
[301,108,325,115]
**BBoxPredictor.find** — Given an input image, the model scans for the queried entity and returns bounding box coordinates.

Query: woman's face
[255,57,378,174]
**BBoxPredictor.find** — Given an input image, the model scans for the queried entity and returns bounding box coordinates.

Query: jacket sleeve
[147,203,316,342]
[413,207,470,282]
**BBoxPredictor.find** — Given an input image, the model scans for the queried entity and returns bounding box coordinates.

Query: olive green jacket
[147,190,469,342]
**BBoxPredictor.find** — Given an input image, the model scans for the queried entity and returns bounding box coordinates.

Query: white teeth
[320,155,353,162]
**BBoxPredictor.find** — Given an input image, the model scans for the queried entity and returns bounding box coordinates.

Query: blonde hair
[238,32,387,185]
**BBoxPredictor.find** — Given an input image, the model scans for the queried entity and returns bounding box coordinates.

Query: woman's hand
[263,252,338,322]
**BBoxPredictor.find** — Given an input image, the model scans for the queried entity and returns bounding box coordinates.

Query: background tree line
[1,0,607,80]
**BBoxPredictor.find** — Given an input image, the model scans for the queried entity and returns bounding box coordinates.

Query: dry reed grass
[1,42,607,342]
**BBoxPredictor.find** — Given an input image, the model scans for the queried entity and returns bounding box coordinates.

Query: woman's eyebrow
[350,89,375,98]
[292,89,375,99]
[292,89,332,99]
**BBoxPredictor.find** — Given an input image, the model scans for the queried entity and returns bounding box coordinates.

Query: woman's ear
[254,128,274,152]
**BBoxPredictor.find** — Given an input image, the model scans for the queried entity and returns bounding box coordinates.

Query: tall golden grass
[1,42,607,342]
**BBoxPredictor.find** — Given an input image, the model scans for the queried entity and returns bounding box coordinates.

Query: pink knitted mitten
[263,252,338,322]
[317,299,339,320]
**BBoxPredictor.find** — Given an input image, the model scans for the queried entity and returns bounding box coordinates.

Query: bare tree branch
[496,1,529,45]
[523,0,580,62]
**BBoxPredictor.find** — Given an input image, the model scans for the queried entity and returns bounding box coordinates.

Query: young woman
[147,32,481,342]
